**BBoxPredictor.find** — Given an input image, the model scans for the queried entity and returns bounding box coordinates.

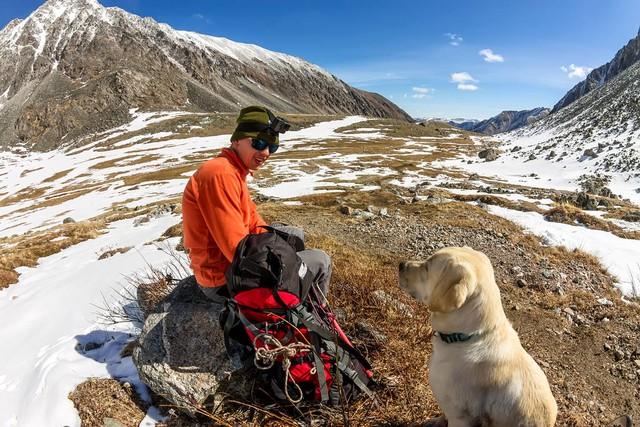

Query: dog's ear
[428,258,476,313]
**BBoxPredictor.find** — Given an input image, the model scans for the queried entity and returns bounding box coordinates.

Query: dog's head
[399,247,483,313]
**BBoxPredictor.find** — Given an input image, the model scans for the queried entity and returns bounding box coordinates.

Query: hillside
[553,29,640,112]
[0,0,410,152]
[1,114,639,425]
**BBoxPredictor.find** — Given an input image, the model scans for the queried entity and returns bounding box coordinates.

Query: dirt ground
[256,189,640,426]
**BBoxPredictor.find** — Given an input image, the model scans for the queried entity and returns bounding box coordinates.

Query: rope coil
[252,333,313,403]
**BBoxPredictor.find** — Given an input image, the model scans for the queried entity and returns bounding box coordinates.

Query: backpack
[221,227,375,405]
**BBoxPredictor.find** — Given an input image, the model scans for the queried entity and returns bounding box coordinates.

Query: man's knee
[271,224,304,242]
[298,249,332,295]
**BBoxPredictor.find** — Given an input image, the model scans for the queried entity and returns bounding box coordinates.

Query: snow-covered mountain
[0,0,411,151]
[450,108,550,135]
[498,58,640,181]
[552,28,640,112]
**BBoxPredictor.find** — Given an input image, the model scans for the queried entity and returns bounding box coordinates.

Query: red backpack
[222,227,375,405]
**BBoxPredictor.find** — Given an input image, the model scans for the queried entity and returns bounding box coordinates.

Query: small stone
[510,266,522,274]
[563,307,576,317]
[597,297,613,306]
[339,205,353,215]
[516,278,527,288]
[614,349,624,361]
[541,269,554,279]
[603,343,612,351]
[512,304,520,311]
[62,217,76,224]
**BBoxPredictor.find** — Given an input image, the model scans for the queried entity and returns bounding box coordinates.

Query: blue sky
[3,1,640,119]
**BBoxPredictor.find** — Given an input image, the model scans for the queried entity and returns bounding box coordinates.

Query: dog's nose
[399,261,407,272]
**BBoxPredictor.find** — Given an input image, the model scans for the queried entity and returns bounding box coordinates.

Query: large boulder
[132,276,252,416]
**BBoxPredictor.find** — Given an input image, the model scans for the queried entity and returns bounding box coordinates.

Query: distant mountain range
[448,108,550,135]
[0,0,410,151]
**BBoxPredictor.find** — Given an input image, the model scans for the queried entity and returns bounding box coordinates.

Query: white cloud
[457,83,479,91]
[192,13,211,23]
[445,33,463,46]
[410,87,434,99]
[412,87,432,94]
[479,48,504,63]
[560,64,593,79]
[450,72,479,91]
[451,72,477,84]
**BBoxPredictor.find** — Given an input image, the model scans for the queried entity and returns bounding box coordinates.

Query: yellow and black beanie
[230,106,279,146]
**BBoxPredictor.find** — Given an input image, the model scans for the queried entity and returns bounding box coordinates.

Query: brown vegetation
[69,378,147,427]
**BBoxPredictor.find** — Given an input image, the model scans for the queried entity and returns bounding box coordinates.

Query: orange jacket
[182,148,267,287]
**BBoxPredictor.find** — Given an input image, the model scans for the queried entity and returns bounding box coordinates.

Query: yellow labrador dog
[398,247,557,427]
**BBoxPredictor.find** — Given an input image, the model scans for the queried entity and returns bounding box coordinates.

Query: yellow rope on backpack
[252,333,313,404]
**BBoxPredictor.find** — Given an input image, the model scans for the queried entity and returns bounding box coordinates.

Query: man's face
[231,138,271,171]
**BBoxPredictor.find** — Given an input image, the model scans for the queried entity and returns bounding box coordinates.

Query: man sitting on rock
[181,105,332,309]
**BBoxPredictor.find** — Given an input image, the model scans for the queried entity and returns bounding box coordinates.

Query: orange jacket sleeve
[196,172,251,263]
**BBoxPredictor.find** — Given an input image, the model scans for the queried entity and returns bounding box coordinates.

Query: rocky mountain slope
[0,0,410,151]
[496,59,640,183]
[451,107,550,135]
[552,28,640,112]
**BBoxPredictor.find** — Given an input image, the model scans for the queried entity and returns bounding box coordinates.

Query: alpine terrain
[0,1,639,427]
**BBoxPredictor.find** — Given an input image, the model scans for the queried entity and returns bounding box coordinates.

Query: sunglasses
[251,138,279,154]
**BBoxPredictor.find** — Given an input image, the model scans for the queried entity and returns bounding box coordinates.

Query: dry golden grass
[0,187,47,208]
[42,168,74,183]
[452,193,547,214]
[121,164,198,186]
[19,166,44,177]
[544,203,640,239]
[68,378,147,427]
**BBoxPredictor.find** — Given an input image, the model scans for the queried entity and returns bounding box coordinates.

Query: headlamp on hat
[234,110,290,136]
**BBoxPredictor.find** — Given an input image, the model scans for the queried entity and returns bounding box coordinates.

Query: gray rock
[528,154,537,161]
[478,148,500,161]
[516,278,527,288]
[132,276,252,416]
[541,269,554,279]
[62,217,76,224]
[583,148,598,158]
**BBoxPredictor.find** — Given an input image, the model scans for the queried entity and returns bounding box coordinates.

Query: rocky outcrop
[450,108,550,135]
[132,276,252,416]
[552,29,640,112]
[0,0,411,151]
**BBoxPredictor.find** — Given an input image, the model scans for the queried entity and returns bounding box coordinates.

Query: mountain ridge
[0,0,411,151]
[450,107,550,135]
[552,30,640,112]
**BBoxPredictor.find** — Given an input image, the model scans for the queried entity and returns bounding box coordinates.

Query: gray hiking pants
[199,224,332,302]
